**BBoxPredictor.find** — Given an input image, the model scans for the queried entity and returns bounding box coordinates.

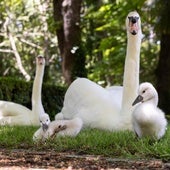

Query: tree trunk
[156,34,170,113]
[53,0,86,85]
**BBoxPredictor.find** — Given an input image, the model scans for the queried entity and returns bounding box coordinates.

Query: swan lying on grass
[33,117,83,141]
[132,82,168,140]
[55,11,142,131]
[0,55,46,125]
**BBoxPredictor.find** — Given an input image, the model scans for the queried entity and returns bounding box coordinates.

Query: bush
[0,77,66,120]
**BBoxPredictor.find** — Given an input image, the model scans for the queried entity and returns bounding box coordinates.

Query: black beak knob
[128,16,139,24]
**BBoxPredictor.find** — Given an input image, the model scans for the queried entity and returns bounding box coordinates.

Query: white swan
[33,117,83,141]
[132,82,167,139]
[0,101,32,125]
[55,11,142,131]
[0,55,46,125]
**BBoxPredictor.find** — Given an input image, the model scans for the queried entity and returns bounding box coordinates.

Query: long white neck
[121,31,142,115]
[32,63,45,115]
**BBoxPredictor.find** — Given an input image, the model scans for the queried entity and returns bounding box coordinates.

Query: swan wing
[0,100,31,117]
[60,78,123,130]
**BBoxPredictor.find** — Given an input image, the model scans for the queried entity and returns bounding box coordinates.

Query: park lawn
[0,123,169,161]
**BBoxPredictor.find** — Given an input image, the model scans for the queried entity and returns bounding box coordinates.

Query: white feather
[55,11,142,131]
[132,82,167,139]
[33,113,51,141]
[33,117,83,141]
[0,56,46,125]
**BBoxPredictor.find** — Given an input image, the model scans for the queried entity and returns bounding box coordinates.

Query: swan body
[33,117,83,141]
[55,11,142,131]
[56,78,123,130]
[0,101,32,125]
[132,82,167,139]
[0,56,46,125]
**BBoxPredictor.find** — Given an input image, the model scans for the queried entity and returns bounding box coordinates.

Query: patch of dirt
[0,149,169,170]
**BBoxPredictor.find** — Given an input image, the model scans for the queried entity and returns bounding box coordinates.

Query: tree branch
[3,13,31,81]
[19,38,42,49]
[8,30,31,81]
[0,49,13,53]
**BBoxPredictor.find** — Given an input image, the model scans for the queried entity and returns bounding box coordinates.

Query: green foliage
[0,124,169,161]
[42,83,66,119]
[151,0,170,35]
[0,0,62,84]
[82,0,160,86]
[0,0,164,87]
[0,77,32,106]
[0,77,66,119]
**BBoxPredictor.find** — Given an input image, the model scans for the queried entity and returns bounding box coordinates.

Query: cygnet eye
[40,120,42,123]
[142,90,145,94]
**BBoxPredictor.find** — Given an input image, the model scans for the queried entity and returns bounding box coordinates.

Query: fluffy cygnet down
[33,117,83,141]
[132,82,167,140]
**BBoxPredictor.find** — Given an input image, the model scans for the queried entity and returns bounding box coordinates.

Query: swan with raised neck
[32,55,46,123]
[55,11,142,131]
[120,11,142,129]
[0,55,46,125]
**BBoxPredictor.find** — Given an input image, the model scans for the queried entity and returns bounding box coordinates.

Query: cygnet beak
[42,123,49,131]
[132,95,143,106]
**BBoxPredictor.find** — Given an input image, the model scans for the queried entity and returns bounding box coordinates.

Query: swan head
[37,55,45,65]
[126,11,141,36]
[39,113,51,132]
[132,82,158,106]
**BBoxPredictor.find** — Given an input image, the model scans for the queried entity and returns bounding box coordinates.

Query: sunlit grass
[0,124,169,161]
[0,126,36,148]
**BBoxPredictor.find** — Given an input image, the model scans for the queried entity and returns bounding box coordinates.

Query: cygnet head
[37,55,45,65]
[39,113,51,132]
[132,82,158,106]
[126,11,141,35]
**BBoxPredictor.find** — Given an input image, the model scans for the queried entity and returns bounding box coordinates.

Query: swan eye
[40,120,42,123]
[142,90,145,94]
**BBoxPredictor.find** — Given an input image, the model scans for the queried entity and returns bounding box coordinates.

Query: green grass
[0,124,169,161]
